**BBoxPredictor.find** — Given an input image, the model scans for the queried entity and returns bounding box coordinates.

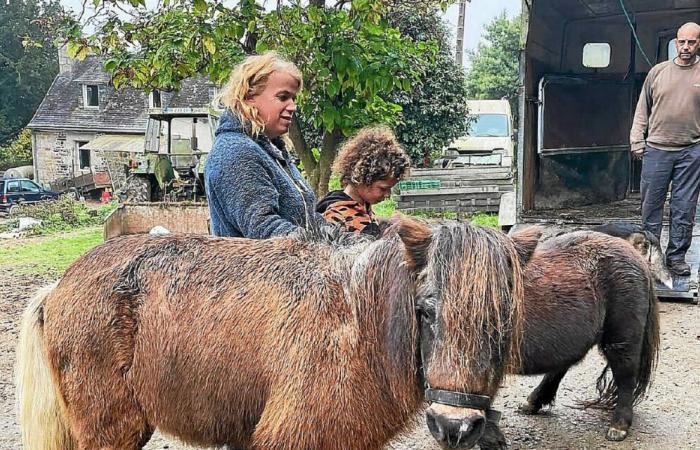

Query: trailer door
[537,75,633,156]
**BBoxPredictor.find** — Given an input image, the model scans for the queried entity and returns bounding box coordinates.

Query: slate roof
[164,77,218,109]
[28,55,217,133]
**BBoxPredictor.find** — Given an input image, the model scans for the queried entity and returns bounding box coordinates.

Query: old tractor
[122,107,219,202]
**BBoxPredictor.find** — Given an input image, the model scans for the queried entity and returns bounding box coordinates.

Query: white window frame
[149,90,162,108]
[582,43,611,68]
[76,141,91,170]
[83,84,99,109]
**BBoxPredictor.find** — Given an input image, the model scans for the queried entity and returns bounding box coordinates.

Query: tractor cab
[126,107,219,202]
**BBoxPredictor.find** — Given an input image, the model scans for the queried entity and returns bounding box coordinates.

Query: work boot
[667,260,691,276]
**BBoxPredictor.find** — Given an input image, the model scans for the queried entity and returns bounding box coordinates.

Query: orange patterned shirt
[316,190,381,236]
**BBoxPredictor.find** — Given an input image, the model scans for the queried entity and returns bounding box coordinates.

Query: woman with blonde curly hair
[205,51,325,238]
[316,127,411,236]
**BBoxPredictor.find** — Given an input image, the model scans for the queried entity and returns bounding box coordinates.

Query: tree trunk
[314,129,341,197]
[288,117,317,184]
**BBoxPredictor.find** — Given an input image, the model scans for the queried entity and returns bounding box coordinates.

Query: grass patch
[0,226,104,277]
[373,197,499,228]
[11,197,118,235]
[374,198,397,218]
[469,212,499,228]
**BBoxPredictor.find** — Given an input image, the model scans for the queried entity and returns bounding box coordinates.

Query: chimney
[58,44,73,74]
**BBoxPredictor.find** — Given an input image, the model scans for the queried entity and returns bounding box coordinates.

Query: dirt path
[2,272,698,449]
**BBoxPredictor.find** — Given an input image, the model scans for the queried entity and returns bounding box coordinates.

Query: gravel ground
[2,270,698,449]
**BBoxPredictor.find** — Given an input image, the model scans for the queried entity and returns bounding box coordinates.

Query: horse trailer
[515,0,700,301]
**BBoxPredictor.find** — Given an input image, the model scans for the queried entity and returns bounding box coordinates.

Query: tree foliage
[0,128,32,170]
[389,6,469,167]
[62,0,452,195]
[0,0,66,145]
[464,12,522,118]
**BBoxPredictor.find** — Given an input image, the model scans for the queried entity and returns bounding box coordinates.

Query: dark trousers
[640,143,700,262]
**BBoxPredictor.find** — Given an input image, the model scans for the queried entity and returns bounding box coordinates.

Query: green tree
[389,6,469,167]
[0,128,32,170]
[464,12,522,119]
[0,0,66,144]
[62,0,451,195]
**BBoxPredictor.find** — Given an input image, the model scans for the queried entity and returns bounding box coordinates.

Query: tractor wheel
[65,187,80,200]
[122,176,152,202]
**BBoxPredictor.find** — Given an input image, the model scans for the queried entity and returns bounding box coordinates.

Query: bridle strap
[425,388,491,410]
[416,312,502,425]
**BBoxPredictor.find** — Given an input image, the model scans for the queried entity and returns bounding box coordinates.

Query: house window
[583,43,611,68]
[668,39,678,61]
[209,86,219,102]
[83,85,99,108]
[150,90,162,108]
[76,141,90,169]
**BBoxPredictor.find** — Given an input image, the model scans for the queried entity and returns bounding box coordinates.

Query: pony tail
[586,269,660,409]
[15,283,77,450]
[587,365,616,409]
[634,275,660,404]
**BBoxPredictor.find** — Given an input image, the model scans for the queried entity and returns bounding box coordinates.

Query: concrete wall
[104,203,210,240]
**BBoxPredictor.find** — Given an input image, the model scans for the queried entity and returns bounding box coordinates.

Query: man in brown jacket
[630,22,700,276]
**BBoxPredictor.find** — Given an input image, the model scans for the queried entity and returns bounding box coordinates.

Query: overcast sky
[58,0,521,67]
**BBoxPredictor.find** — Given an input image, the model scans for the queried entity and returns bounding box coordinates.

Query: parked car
[435,99,515,169]
[0,177,59,214]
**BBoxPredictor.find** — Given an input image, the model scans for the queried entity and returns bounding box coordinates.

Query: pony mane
[342,234,420,383]
[289,222,375,248]
[428,222,524,391]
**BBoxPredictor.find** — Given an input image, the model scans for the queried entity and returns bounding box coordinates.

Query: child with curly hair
[316,127,411,237]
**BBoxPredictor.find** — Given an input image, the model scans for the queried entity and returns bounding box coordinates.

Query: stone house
[27,48,217,193]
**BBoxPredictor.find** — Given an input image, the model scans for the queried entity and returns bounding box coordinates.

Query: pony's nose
[426,409,486,449]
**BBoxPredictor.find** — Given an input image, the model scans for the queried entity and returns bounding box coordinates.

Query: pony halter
[416,311,502,424]
[425,388,491,410]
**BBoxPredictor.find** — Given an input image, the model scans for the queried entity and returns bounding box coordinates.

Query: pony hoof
[606,427,628,441]
[518,403,540,415]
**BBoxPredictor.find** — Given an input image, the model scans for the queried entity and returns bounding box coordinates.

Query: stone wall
[33,130,140,192]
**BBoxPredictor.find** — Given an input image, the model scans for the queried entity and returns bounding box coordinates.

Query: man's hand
[631,147,644,160]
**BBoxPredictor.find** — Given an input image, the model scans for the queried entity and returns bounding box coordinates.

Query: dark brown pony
[16,219,531,450]
[478,229,660,450]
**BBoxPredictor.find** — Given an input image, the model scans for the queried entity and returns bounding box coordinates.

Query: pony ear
[397,218,432,271]
[627,232,647,252]
[509,226,542,265]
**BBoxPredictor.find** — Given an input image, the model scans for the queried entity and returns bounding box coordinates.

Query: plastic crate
[398,179,441,190]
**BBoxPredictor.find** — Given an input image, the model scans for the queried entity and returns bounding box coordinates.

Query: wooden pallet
[394,167,513,215]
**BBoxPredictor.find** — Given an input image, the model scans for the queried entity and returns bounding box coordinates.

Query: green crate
[398,180,416,190]
[419,180,441,189]
[398,179,441,190]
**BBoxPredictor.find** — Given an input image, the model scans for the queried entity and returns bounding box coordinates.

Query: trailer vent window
[668,39,678,61]
[582,43,611,68]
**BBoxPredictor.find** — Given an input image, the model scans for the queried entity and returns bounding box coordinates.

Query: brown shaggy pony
[478,229,660,450]
[16,219,533,450]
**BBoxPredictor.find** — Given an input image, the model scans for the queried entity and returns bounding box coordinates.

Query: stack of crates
[398,179,442,191]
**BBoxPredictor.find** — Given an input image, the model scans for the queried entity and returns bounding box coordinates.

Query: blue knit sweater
[205,111,323,238]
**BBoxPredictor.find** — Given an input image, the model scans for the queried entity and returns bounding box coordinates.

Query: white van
[436,99,514,169]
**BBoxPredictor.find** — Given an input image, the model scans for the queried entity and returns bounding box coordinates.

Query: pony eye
[416,296,437,322]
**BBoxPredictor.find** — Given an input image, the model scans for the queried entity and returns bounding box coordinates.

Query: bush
[0,128,32,170]
[11,196,118,235]
[0,218,18,233]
